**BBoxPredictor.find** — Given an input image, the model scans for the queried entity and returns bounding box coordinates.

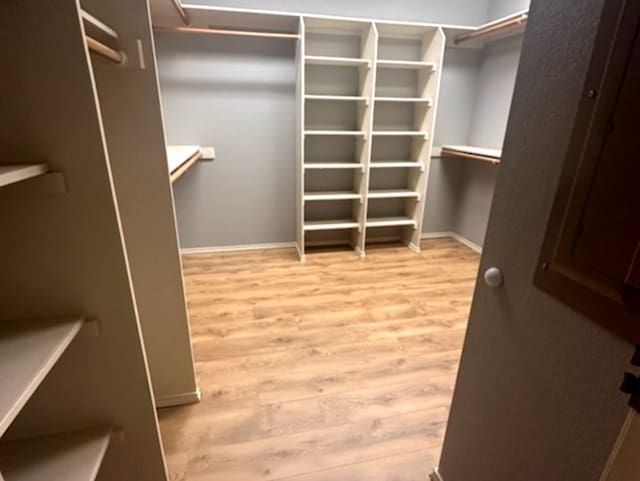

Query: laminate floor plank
[159,238,480,481]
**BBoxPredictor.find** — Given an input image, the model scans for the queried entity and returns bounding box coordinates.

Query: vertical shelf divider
[296,16,306,261]
[354,21,378,257]
[403,27,446,252]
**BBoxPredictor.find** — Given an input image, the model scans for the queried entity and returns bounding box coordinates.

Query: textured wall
[438,1,633,481]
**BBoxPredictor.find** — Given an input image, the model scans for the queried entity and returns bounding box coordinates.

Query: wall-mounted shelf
[0,317,84,437]
[370,161,424,169]
[0,164,49,188]
[305,130,367,137]
[369,189,420,200]
[305,55,370,67]
[0,427,111,481]
[167,145,207,183]
[440,145,501,165]
[375,97,433,104]
[372,131,429,138]
[305,94,368,102]
[377,60,436,71]
[367,217,418,228]
[304,219,360,231]
[304,191,361,201]
[304,163,364,170]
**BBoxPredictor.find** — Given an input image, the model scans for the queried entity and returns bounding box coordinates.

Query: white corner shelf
[305,130,367,137]
[376,60,436,70]
[304,163,364,170]
[370,161,423,169]
[304,191,361,201]
[0,317,84,437]
[304,219,360,231]
[366,217,417,228]
[305,94,368,102]
[0,164,49,188]
[0,427,111,481]
[305,55,370,68]
[368,189,420,200]
[375,97,432,104]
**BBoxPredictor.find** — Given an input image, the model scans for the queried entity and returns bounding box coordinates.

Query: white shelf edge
[376,60,437,70]
[305,95,368,102]
[303,163,364,170]
[305,130,367,136]
[80,10,119,39]
[305,55,370,67]
[368,189,421,200]
[375,97,432,104]
[366,217,418,228]
[0,427,111,481]
[304,219,360,231]
[0,317,84,437]
[304,191,362,201]
[372,131,429,138]
[370,162,424,169]
[0,164,49,188]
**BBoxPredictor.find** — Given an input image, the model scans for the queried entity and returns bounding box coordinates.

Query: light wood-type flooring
[159,238,480,481]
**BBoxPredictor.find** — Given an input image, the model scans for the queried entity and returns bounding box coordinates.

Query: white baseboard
[180,234,481,256]
[430,467,445,481]
[155,388,201,408]
[180,242,296,255]
[421,231,483,254]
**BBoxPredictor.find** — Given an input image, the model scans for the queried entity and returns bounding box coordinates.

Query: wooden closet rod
[154,25,300,40]
[86,36,125,64]
[455,12,528,44]
[171,0,190,25]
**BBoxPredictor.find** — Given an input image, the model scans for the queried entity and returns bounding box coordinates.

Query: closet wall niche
[298,17,444,260]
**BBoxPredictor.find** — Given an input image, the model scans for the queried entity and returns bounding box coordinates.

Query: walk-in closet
[14,1,638,481]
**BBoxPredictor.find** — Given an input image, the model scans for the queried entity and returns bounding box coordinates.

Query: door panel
[436,1,635,481]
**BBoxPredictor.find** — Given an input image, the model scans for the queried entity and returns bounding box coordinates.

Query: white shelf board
[166,145,202,174]
[0,427,111,481]
[0,317,84,437]
[368,189,420,200]
[372,131,428,138]
[375,97,432,104]
[304,191,361,201]
[305,95,368,102]
[305,130,367,136]
[80,10,119,39]
[304,219,360,231]
[305,55,370,67]
[440,144,501,164]
[304,163,364,170]
[377,60,436,70]
[0,164,49,188]
[370,161,423,169]
[366,217,417,228]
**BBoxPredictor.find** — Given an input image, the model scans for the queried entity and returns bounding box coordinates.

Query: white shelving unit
[297,17,444,258]
[0,427,111,481]
[1,2,173,480]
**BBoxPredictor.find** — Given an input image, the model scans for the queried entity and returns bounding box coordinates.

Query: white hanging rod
[153,25,300,40]
[455,11,528,44]
[86,36,125,64]
[171,0,190,26]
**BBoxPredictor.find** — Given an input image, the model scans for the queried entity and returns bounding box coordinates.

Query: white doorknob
[484,267,503,287]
